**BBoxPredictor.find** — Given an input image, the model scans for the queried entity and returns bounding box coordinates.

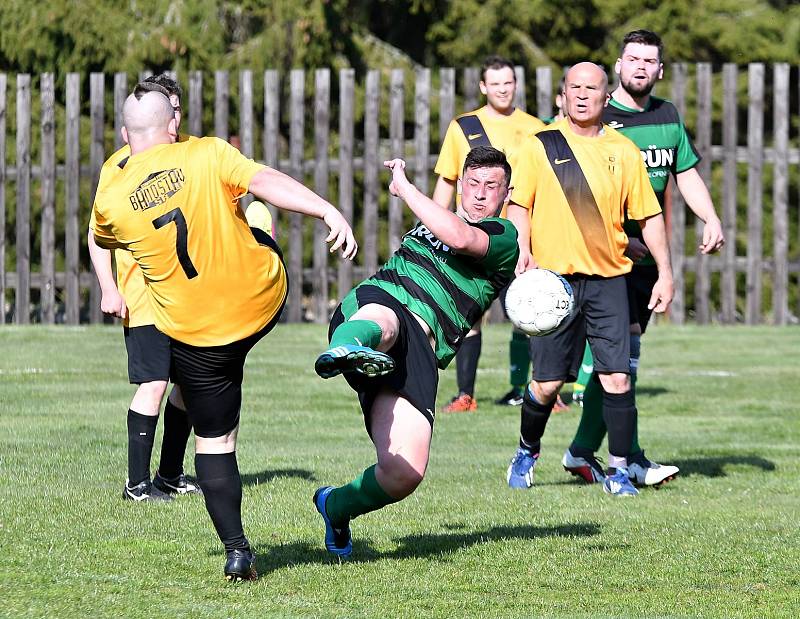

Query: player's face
[480,67,516,114]
[169,95,182,129]
[616,42,663,97]
[563,66,609,125]
[458,165,509,222]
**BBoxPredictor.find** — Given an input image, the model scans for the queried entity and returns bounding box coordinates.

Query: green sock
[329,319,382,349]
[570,373,606,452]
[574,343,594,392]
[325,464,397,527]
[509,329,530,390]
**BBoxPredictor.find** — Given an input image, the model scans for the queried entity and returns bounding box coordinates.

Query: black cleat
[122,479,173,502]
[495,388,524,406]
[152,471,203,496]
[224,548,258,582]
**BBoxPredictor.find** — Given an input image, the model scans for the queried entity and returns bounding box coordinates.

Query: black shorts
[123,324,171,384]
[627,264,659,333]
[328,285,439,431]
[530,275,630,383]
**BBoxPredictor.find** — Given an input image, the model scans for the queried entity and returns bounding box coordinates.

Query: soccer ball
[504,269,574,336]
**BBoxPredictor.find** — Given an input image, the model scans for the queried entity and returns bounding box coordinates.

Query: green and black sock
[325,464,398,527]
[329,319,383,350]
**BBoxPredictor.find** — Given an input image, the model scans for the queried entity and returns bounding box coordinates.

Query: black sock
[456,333,482,396]
[127,410,158,486]
[519,389,554,453]
[602,389,637,462]
[158,400,192,480]
[195,452,248,552]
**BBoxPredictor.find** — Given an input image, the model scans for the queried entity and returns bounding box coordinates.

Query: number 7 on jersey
[152,207,199,279]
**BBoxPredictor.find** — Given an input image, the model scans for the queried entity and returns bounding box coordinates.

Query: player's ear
[657,63,664,80]
[614,58,622,76]
[504,185,513,205]
[167,117,178,141]
[456,178,463,196]
[479,81,488,96]
[604,92,610,107]
[121,126,129,145]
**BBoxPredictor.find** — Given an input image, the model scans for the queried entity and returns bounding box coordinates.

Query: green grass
[1,324,799,618]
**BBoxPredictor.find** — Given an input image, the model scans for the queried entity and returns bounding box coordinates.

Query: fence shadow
[240,468,316,487]
[671,455,776,478]
[244,521,600,575]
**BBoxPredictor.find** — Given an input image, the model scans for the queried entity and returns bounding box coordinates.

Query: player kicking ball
[312,146,519,557]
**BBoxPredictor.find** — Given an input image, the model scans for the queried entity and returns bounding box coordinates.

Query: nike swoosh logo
[554,158,571,165]
[581,364,593,373]
[468,133,483,140]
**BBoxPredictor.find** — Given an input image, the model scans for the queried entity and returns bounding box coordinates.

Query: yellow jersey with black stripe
[511,118,661,277]
[435,107,545,187]
[92,137,287,347]
[88,137,195,328]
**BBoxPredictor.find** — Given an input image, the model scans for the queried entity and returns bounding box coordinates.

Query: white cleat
[627,452,679,487]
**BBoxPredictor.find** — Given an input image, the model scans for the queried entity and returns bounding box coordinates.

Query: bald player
[92,90,356,580]
[505,62,673,496]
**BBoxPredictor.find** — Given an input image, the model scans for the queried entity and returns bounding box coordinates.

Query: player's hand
[384,158,409,197]
[699,217,724,254]
[515,251,537,275]
[100,288,127,320]
[625,238,650,262]
[647,276,674,314]
[323,208,358,260]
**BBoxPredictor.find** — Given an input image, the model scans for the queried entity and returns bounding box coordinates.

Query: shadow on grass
[635,386,669,398]
[248,521,600,575]
[672,455,776,478]
[240,468,316,486]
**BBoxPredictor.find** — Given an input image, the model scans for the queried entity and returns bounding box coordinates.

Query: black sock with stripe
[127,410,158,486]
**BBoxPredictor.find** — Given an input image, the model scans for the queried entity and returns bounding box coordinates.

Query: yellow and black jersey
[88,136,195,328]
[435,107,545,186]
[512,118,661,277]
[92,137,286,347]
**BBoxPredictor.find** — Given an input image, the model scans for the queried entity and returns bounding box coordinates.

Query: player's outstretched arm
[638,213,674,313]
[384,158,489,257]
[87,229,127,319]
[675,168,724,254]
[506,202,536,273]
[248,168,357,260]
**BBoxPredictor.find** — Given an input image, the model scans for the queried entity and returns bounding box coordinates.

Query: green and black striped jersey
[342,217,519,369]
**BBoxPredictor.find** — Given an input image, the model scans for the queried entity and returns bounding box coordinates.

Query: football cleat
[506,448,538,489]
[494,388,524,407]
[441,393,478,413]
[561,448,605,484]
[627,451,680,487]
[152,471,203,496]
[315,345,395,379]
[602,467,639,497]
[313,486,352,557]
[122,479,173,502]
[224,548,258,582]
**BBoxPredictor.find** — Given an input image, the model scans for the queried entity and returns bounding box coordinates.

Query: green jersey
[603,96,701,265]
[342,217,519,369]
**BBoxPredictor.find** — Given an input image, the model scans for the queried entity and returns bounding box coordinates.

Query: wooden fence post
[463,67,479,112]
[669,64,687,325]
[363,69,380,274]
[513,66,526,111]
[188,71,203,137]
[263,70,280,228]
[772,63,789,325]
[15,74,31,324]
[694,63,712,324]
[746,63,764,325]
[214,70,229,141]
[720,64,738,324]
[65,73,80,325]
[439,68,455,144]
[287,69,305,323]
[89,73,105,324]
[312,68,330,322]
[337,69,355,299]
[0,75,6,322]
[238,70,254,210]
[113,73,127,151]
[389,68,405,253]
[414,68,431,194]
[536,66,553,119]
[40,73,56,324]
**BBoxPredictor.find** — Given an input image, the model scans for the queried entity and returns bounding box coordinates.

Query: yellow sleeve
[91,206,124,249]
[433,120,467,181]
[207,137,267,198]
[625,148,662,221]
[508,139,541,210]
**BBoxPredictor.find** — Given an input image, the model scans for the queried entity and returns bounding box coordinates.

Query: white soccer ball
[504,269,574,336]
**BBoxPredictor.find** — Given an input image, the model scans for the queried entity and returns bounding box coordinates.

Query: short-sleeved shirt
[92,137,286,347]
[341,217,519,369]
[88,136,195,328]
[604,96,701,265]
[435,107,545,187]
[512,118,661,277]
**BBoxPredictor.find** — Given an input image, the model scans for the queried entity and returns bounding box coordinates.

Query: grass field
[1,323,798,618]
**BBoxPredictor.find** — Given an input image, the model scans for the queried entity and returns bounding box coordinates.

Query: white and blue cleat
[313,486,353,558]
[603,467,639,497]
[507,448,538,489]
[315,344,395,379]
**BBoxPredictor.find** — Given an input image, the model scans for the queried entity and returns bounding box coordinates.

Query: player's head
[457,146,511,222]
[480,55,516,114]
[615,30,664,97]
[121,90,177,150]
[134,74,183,128]
[563,62,609,127]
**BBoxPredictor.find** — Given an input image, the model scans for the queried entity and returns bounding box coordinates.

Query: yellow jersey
[434,107,545,186]
[92,137,287,347]
[511,118,661,277]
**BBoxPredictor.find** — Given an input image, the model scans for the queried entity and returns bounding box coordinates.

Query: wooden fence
[0,64,798,326]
